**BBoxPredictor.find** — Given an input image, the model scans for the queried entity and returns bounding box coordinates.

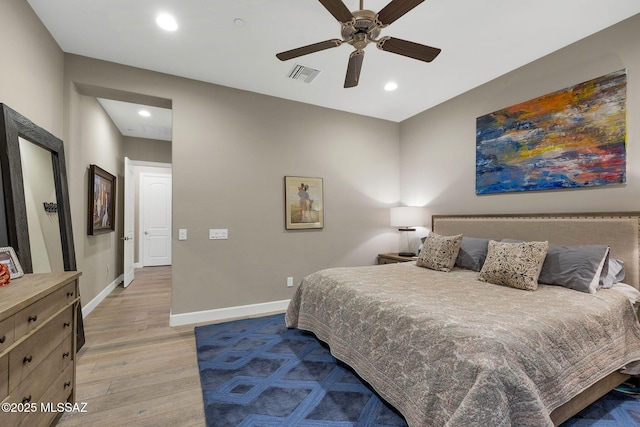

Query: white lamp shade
[390,206,425,227]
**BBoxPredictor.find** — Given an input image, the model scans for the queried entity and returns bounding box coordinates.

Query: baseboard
[81,274,124,318]
[134,262,143,268]
[169,299,291,327]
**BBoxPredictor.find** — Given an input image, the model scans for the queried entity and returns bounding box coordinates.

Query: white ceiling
[96,99,172,142]
[27,0,640,139]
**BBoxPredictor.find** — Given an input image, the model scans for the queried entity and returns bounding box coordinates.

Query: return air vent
[287,64,321,83]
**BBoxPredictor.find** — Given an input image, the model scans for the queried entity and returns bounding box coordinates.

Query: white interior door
[123,157,135,287]
[142,173,172,266]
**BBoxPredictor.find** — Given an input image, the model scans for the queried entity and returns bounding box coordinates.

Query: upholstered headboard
[432,213,640,289]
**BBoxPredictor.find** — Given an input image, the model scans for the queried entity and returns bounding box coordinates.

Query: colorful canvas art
[476,69,627,194]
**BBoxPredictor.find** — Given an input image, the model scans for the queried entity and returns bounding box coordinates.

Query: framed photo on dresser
[0,246,24,279]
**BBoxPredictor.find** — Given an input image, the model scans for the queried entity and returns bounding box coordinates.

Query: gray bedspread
[285,262,640,427]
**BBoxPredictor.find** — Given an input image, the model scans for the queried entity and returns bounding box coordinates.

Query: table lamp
[390,206,424,257]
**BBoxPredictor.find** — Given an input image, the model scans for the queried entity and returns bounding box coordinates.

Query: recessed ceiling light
[138,110,151,117]
[233,18,246,27]
[156,13,178,31]
[384,82,398,91]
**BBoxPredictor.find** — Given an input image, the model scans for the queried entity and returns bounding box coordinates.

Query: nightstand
[377,253,416,265]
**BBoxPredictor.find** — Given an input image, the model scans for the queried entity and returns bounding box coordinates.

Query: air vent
[287,64,321,83]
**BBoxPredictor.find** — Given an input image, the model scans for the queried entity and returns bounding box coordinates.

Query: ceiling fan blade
[377,0,425,26]
[276,39,342,61]
[344,50,364,88]
[377,37,441,62]
[318,0,354,23]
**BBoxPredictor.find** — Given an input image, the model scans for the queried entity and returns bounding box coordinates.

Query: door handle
[121,236,133,241]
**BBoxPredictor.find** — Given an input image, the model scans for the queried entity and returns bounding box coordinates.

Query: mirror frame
[0,103,76,273]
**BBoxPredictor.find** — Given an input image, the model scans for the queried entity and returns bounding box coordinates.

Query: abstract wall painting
[476,69,627,194]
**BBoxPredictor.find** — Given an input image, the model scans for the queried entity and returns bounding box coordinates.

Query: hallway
[58,267,205,426]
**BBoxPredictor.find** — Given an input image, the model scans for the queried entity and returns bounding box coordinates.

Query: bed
[285,213,640,426]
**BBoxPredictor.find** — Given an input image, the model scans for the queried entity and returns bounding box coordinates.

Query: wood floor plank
[58,266,206,426]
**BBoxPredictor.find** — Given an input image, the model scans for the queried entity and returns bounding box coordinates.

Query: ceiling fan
[276,0,441,88]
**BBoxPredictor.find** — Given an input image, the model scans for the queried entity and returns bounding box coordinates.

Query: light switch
[209,229,228,240]
[178,229,187,240]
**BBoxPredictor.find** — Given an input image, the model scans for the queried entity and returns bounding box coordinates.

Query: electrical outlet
[178,228,187,240]
[209,229,228,240]
[287,277,293,287]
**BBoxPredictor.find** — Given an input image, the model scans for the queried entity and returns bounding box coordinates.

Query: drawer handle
[23,355,33,364]
[64,381,71,389]
[28,315,38,322]
[67,291,74,297]
[62,352,70,359]
[0,335,5,343]
[22,395,32,404]
[64,322,71,328]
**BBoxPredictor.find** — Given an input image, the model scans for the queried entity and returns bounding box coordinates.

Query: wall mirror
[0,103,76,273]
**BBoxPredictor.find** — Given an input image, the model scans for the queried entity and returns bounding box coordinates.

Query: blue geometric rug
[195,313,640,426]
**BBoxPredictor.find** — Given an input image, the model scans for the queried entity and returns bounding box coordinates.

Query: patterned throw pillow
[478,240,549,291]
[416,232,463,272]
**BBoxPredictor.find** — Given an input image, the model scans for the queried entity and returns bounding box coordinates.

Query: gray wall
[124,136,172,164]
[67,93,124,303]
[64,55,400,315]
[400,14,640,220]
[0,0,63,134]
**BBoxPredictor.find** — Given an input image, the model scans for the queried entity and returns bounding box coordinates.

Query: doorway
[123,160,172,284]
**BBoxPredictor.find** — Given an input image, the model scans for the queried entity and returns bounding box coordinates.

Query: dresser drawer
[14,280,77,340]
[17,363,74,427]
[61,334,73,372]
[48,361,74,407]
[1,340,66,427]
[9,306,74,391]
[6,337,71,404]
[0,314,15,353]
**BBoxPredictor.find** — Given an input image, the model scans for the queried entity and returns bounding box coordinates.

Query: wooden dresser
[0,271,81,426]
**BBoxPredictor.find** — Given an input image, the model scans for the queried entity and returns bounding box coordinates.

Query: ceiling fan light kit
[276,0,441,88]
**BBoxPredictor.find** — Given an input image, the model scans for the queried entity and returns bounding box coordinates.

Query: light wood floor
[58,266,206,427]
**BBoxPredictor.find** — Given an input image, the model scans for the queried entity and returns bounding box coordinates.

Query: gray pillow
[455,236,491,272]
[599,258,625,289]
[538,245,610,293]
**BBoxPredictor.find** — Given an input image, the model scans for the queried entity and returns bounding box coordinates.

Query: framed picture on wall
[284,176,324,230]
[88,164,116,235]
